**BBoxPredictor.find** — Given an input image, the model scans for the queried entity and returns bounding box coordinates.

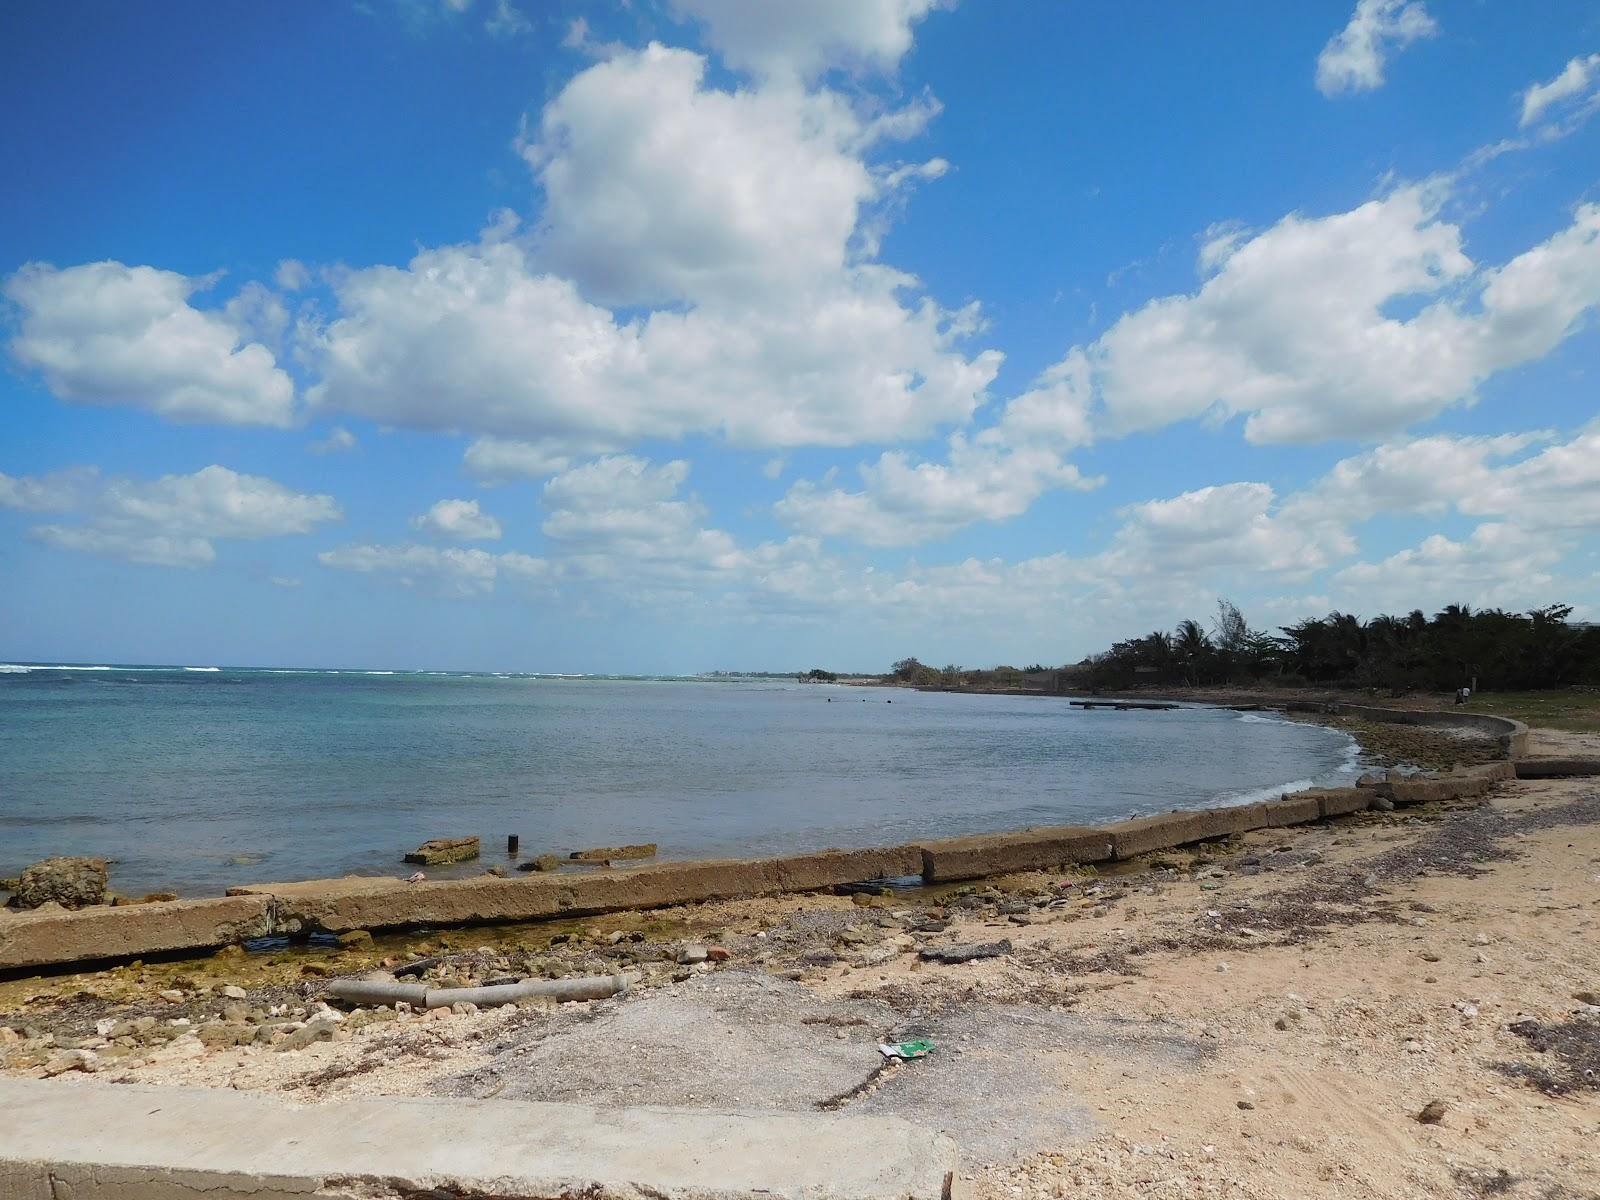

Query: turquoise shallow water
[0,664,1362,895]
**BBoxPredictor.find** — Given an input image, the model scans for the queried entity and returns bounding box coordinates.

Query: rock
[1415,1100,1448,1125]
[336,930,374,948]
[198,1022,254,1048]
[677,944,709,964]
[13,857,108,910]
[221,985,248,1000]
[139,892,179,904]
[43,1049,98,1076]
[403,837,480,866]
[273,1020,338,1052]
[485,866,505,877]
[569,843,656,863]
[1356,772,1384,788]
[1573,990,1600,1006]
[158,989,185,1002]
[919,939,1012,964]
[1371,796,1396,812]
[518,854,563,873]
[1236,1100,1255,1110]
[705,945,731,962]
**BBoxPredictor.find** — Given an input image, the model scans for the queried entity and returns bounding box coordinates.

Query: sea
[0,664,1364,896]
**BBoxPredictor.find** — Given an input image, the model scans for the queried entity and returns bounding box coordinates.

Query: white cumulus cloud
[1519,53,1600,129]
[1316,0,1437,96]
[411,498,503,540]
[672,0,946,79]
[20,465,340,568]
[4,262,295,427]
[1090,189,1600,445]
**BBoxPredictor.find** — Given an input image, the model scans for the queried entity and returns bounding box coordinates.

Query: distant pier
[1069,700,1179,711]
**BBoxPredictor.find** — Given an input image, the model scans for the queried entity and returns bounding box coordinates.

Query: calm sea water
[0,664,1362,896]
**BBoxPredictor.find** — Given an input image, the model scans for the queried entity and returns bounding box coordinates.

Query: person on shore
[1455,686,1472,705]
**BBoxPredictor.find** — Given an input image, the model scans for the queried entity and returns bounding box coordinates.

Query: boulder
[13,857,108,910]
[403,837,479,866]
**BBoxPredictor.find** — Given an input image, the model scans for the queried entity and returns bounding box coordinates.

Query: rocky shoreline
[3,734,1599,1198]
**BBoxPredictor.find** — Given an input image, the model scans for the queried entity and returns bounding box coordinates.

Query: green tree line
[1082,601,1600,693]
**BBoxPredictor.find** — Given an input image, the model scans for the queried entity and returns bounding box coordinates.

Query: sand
[4,733,1598,1199]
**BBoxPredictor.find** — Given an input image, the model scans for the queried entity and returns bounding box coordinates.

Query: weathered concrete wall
[5,756,1517,971]
[1325,702,1531,759]
[231,845,927,935]
[0,1076,961,1200]
[0,896,271,972]
[1298,787,1372,819]
[920,827,1113,882]
[1513,757,1600,779]
[1264,794,1323,827]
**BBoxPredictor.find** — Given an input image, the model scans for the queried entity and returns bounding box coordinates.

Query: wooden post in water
[507,834,519,856]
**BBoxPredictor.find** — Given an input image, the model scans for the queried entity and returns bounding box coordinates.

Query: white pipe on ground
[327,972,638,1009]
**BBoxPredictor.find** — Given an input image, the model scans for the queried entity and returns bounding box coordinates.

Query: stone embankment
[1,761,1536,973]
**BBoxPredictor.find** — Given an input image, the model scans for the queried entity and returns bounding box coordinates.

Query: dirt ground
[3,731,1598,1199]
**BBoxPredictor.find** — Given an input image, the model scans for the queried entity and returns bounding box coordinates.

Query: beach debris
[570,843,656,863]
[11,856,108,910]
[878,1039,936,1060]
[919,939,1012,964]
[1415,1099,1448,1124]
[404,836,480,866]
[405,871,426,884]
[516,853,564,873]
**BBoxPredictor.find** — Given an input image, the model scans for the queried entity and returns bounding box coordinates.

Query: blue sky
[2,0,1598,673]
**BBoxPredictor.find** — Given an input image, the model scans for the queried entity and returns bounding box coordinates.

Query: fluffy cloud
[411,498,503,540]
[1520,53,1600,129]
[0,466,99,512]
[4,262,295,427]
[1316,0,1436,96]
[18,465,339,567]
[462,437,578,483]
[1090,189,1600,444]
[1292,427,1600,533]
[303,45,993,451]
[1101,483,1352,581]
[307,232,995,449]
[672,0,946,78]
[1332,523,1564,613]
[777,355,1101,546]
[541,456,747,583]
[318,543,548,597]
[529,44,877,307]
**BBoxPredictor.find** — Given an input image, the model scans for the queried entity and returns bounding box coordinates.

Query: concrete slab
[0,1076,959,1200]
[919,826,1113,883]
[1302,787,1372,819]
[1379,776,1489,805]
[0,896,271,972]
[1263,794,1322,827]
[1104,812,1206,860]
[1514,757,1600,779]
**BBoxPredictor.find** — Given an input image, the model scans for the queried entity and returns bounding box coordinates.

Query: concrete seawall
[0,763,1520,973]
[1283,701,1533,759]
[0,1076,961,1200]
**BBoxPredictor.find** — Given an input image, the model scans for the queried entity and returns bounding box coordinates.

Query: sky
[1,0,1598,674]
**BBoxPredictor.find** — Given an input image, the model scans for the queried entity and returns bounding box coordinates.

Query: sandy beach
[3,725,1596,1198]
